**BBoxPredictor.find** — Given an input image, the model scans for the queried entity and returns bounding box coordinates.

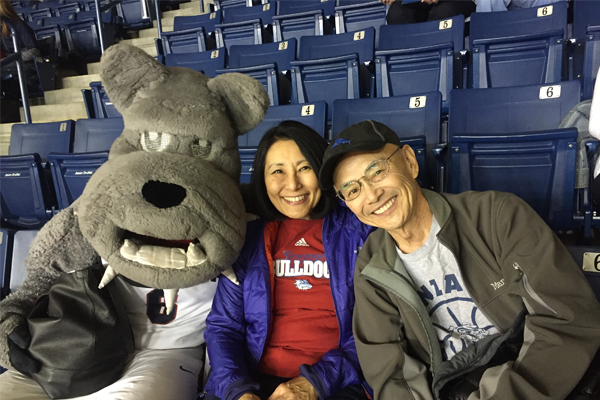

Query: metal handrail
[94,0,162,53]
[1,16,31,123]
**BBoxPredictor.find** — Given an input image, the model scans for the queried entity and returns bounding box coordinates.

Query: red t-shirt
[257,218,340,378]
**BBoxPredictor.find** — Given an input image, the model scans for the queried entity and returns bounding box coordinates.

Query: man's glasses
[336,146,400,202]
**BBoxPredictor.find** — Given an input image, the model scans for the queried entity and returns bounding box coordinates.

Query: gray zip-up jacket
[353,189,600,400]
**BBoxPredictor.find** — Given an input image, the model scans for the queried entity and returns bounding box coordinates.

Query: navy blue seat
[565,245,600,301]
[165,49,226,77]
[160,27,209,54]
[375,15,464,113]
[220,39,296,105]
[9,230,39,293]
[290,27,375,120]
[45,117,121,209]
[28,7,53,22]
[240,147,257,184]
[90,81,122,118]
[213,0,253,11]
[215,3,275,50]
[1,121,70,225]
[469,2,567,89]
[119,0,152,29]
[334,0,387,47]
[173,11,222,33]
[41,12,76,28]
[54,2,81,15]
[447,81,583,232]
[332,93,441,189]
[273,0,335,43]
[0,229,14,300]
[573,0,600,100]
[64,16,116,58]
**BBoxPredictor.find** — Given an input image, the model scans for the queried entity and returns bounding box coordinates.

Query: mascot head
[76,44,269,310]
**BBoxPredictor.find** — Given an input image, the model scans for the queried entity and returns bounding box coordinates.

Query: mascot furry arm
[0,43,270,370]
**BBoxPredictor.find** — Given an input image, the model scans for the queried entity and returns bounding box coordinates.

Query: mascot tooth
[98,265,120,289]
[163,289,179,315]
[186,243,207,267]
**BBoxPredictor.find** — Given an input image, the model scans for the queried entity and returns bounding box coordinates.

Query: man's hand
[421,0,439,4]
[267,377,319,400]
[239,393,262,400]
[379,0,395,4]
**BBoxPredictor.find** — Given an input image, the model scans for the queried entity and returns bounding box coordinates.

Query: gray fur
[0,43,269,369]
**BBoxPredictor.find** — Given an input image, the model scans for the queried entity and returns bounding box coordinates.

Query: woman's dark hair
[251,120,335,221]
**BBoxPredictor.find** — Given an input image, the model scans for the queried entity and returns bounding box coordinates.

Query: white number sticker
[60,122,67,131]
[263,3,270,11]
[583,252,600,272]
[439,19,452,30]
[210,12,216,19]
[278,41,288,50]
[321,0,327,2]
[409,96,426,109]
[211,50,219,58]
[539,85,561,99]
[353,31,365,41]
[301,105,315,116]
[537,5,552,17]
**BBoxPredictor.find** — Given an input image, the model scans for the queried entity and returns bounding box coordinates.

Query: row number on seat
[60,122,67,131]
[439,19,452,30]
[302,105,315,116]
[210,12,216,19]
[211,50,219,58]
[537,5,552,17]
[263,4,270,11]
[583,252,600,272]
[354,31,365,41]
[409,96,426,109]
[539,85,561,100]
[278,41,288,50]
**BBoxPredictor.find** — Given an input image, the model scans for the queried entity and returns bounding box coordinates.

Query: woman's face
[264,139,322,220]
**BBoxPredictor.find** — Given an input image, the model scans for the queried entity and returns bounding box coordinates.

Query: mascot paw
[8,323,40,376]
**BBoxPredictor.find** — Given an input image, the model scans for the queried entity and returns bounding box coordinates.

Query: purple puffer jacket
[204,204,375,400]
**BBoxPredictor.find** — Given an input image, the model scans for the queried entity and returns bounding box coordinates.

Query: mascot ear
[207,73,270,135]
[100,44,169,111]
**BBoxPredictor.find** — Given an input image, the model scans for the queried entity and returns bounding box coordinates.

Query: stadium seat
[9,229,39,293]
[0,229,14,299]
[565,245,600,301]
[213,0,253,11]
[48,151,109,209]
[573,0,600,100]
[41,12,76,28]
[469,2,567,89]
[28,7,53,22]
[290,27,375,120]
[239,147,257,184]
[90,81,122,118]
[239,101,327,147]
[219,39,296,105]
[1,122,73,226]
[54,2,81,16]
[165,49,226,78]
[160,27,209,54]
[375,16,464,113]
[64,17,116,59]
[272,0,335,43]
[214,3,275,50]
[334,0,387,47]
[447,81,583,232]
[119,0,152,30]
[332,92,441,189]
[73,117,124,153]
[173,12,222,33]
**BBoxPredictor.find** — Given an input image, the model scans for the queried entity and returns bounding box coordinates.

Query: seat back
[29,7,53,21]
[65,18,114,58]
[73,117,124,153]
[223,3,276,25]
[273,0,334,42]
[161,27,207,54]
[332,93,441,188]
[119,0,151,29]
[448,81,581,135]
[9,229,39,293]
[90,81,122,118]
[165,49,226,78]
[0,229,14,299]
[573,0,600,40]
[469,2,567,88]
[298,26,374,64]
[573,0,600,100]
[239,101,327,147]
[334,0,387,47]
[565,245,600,301]
[239,147,257,184]
[41,13,76,27]
[277,0,335,16]
[55,2,81,15]
[214,0,249,11]
[228,38,296,70]
[9,120,74,161]
[173,12,222,33]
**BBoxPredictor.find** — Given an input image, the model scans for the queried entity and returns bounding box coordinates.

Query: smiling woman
[203,121,375,400]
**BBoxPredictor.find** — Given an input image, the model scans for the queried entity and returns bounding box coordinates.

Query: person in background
[202,121,374,400]
[319,119,600,400]
[380,0,475,25]
[0,0,39,62]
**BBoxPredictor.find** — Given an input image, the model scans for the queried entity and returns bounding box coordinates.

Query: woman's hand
[239,393,262,400]
[268,377,319,400]
[380,0,395,4]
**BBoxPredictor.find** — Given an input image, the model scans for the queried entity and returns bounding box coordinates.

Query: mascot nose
[142,180,187,208]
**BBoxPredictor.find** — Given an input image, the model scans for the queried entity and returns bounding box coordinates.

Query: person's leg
[428,0,477,22]
[326,385,369,400]
[476,0,510,12]
[386,1,431,25]
[0,369,51,400]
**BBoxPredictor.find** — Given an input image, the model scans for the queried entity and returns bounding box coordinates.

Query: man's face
[333,143,421,231]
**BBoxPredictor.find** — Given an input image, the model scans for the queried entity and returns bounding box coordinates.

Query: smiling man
[319,120,600,400]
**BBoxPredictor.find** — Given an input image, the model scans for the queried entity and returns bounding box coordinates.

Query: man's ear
[401,144,420,179]
[100,44,169,112]
[207,73,270,135]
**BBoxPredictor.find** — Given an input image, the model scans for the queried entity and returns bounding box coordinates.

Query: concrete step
[61,74,102,89]
[139,43,158,57]
[180,1,201,10]
[87,62,102,75]
[20,102,87,123]
[153,18,174,31]
[44,88,85,105]
[120,36,157,47]
[162,7,200,18]
[138,27,160,38]
[0,122,18,155]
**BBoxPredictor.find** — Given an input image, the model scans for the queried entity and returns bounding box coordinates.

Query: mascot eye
[191,138,212,158]
[141,131,175,152]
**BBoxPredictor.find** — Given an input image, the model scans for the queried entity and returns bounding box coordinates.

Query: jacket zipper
[512,262,557,315]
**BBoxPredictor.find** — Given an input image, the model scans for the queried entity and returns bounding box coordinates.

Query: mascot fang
[0,44,269,400]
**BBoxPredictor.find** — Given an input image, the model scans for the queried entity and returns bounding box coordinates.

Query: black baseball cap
[319,120,402,190]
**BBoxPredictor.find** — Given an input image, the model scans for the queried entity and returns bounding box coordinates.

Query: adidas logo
[295,238,309,247]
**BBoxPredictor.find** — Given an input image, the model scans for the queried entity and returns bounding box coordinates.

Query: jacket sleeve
[353,263,435,400]
[469,194,600,400]
[204,249,260,400]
